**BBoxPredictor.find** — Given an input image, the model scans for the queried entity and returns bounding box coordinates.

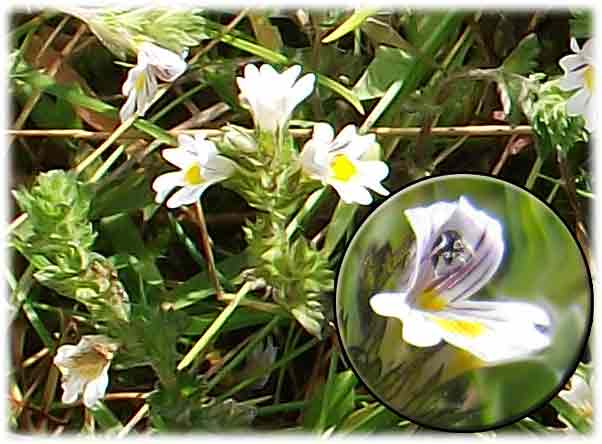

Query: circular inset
[335,174,592,432]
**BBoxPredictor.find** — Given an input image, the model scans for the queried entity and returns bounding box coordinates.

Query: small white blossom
[120,42,187,122]
[370,197,552,363]
[152,134,236,208]
[53,335,118,408]
[236,64,315,133]
[559,38,594,131]
[300,122,389,205]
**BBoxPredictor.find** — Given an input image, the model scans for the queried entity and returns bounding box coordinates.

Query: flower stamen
[184,164,204,186]
[330,154,357,182]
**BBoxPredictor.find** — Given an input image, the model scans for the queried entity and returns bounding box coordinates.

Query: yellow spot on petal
[330,154,357,182]
[584,65,594,93]
[434,318,485,338]
[416,290,447,311]
[184,164,204,185]
[135,71,146,92]
[68,349,109,380]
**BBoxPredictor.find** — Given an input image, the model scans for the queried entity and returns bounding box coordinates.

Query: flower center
[416,290,447,311]
[184,164,204,186]
[584,65,594,93]
[135,71,146,93]
[433,318,485,338]
[330,154,357,182]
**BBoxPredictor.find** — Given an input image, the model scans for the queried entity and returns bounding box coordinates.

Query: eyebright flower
[559,38,594,131]
[369,197,551,363]
[152,134,236,208]
[236,64,315,133]
[300,122,390,205]
[53,335,118,408]
[120,42,187,122]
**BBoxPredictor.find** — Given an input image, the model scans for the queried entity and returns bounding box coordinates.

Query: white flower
[559,38,594,131]
[236,64,315,133]
[53,335,118,408]
[369,197,552,363]
[152,134,236,208]
[300,122,390,205]
[120,42,187,122]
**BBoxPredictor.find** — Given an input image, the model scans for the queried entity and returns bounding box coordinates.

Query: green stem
[176,281,252,371]
[256,400,307,416]
[525,155,544,189]
[75,115,137,176]
[316,351,338,433]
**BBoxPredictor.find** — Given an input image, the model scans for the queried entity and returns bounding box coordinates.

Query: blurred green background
[336,174,591,431]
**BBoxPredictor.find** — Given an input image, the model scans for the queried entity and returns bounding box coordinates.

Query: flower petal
[566,88,590,116]
[62,375,85,404]
[83,366,109,408]
[357,160,390,192]
[204,155,236,181]
[330,180,373,205]
[152,171,185,204]
[166,185,203,208]
[559,67,586,91]
[161,148,196,169]
[427,197,504,303]
[403,200,458,296]
[280,65,302,88]
[139,42,187,82]
[312,122,335,145]
[285,73,315,119]
[369,292,411,319]
[402,310,443,347]
[54,345,78,368]
[119,92,137,122]
[559,54,587,74]
[428,299,551,363]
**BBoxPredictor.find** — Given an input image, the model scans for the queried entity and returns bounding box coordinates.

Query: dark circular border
[333,172,594,433]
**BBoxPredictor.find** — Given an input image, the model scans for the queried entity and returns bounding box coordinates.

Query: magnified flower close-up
[369,196,552,363]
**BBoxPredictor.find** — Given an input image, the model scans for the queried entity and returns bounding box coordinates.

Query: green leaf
[551,396,592,433]
[502,33,540,75]
[322,9,378,44]
[360,17,414,51]
[352,45,414,100]
[89,401,123,433]
[570,10,592,39]
[91,174,155,219]
[302,369,357,431]
[339,403,399,433]
[322,202,358,257]
[100,213,164,287]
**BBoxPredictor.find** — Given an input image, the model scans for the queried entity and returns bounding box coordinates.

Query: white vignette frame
[0,0,598,443]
